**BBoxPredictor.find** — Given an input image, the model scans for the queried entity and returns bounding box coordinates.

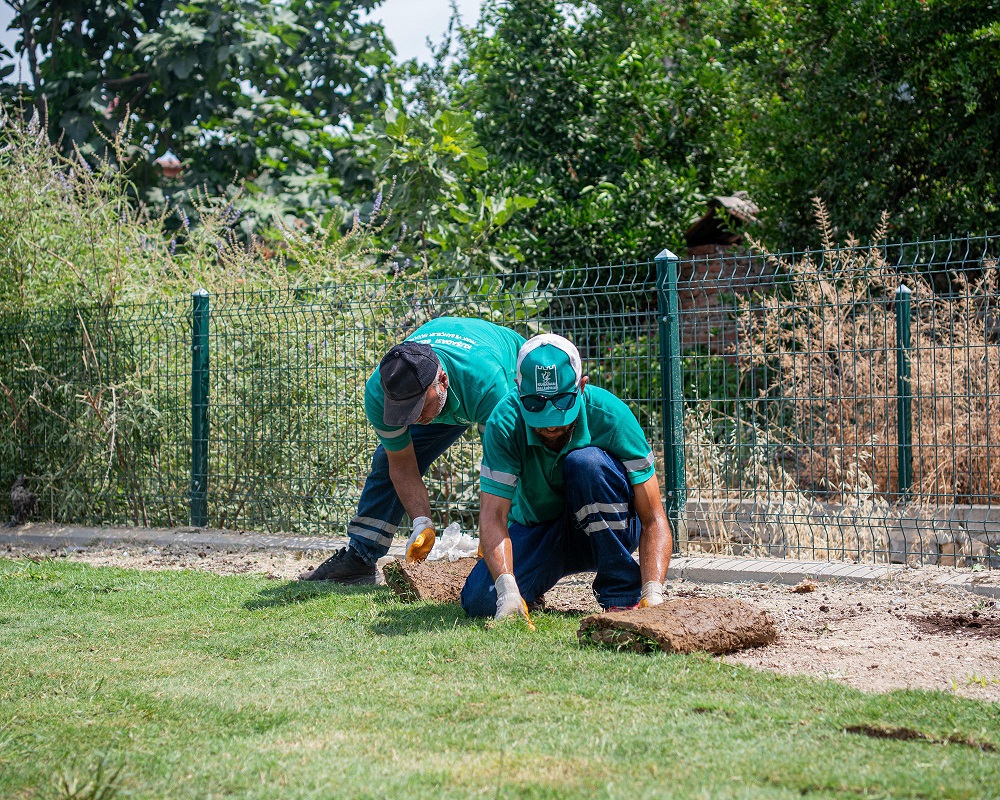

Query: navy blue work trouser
[348,424,469,564]
[461,446,642,614]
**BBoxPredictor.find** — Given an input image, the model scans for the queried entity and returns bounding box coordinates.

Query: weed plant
[0,105,404,528]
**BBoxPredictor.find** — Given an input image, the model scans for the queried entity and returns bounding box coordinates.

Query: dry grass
[684,201,1000,561]
[740,200,1000,506]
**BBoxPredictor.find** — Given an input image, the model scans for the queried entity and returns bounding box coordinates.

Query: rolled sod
[578,597,778,654]
[382,557,479,603]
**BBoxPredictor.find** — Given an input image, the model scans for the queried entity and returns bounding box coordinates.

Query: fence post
[895,285,913,500]
[655,249,687,552]
[191,289,210,527]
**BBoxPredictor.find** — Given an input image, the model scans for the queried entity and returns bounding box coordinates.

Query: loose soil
[4,539,1000,702]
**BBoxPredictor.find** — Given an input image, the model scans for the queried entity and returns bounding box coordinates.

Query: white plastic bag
[426,522,480,561]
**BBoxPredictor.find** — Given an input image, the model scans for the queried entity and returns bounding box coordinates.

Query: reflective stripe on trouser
[461,446,642,615]
[348,423,469,564]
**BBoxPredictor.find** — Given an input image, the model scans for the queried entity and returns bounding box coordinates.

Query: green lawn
[1,558,998,799]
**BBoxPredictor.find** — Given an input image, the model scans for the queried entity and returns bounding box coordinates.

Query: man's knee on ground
[460,563,496,618]
[460,584,495,618]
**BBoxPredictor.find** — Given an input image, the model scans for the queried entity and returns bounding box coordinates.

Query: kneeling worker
[461,333,671,621]
[303,317,525,583]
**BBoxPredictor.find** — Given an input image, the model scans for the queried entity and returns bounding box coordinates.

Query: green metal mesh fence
[678,235,1000,567]
[2,237,998,568]
[0,301,191,526]
[201,264,662,534]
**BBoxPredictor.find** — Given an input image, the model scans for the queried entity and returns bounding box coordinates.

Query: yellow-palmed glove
[405,516,436,564]
[638,581,665,608]
[494,573,536,631]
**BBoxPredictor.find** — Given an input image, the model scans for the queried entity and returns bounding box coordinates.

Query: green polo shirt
[480,385,656,526]
[365,317,525,451]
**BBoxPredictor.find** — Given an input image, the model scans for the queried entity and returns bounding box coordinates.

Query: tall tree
[434,0,743,269]
[719,0,1000,246]
[3,0,393,228]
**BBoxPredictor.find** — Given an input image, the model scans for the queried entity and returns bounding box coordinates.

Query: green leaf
[172,55,197,80]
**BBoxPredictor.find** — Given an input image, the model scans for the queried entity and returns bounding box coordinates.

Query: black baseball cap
[379,342,441,427]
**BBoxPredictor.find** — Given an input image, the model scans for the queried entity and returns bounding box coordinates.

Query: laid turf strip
[3,559,998,800]
[579,597,778,654]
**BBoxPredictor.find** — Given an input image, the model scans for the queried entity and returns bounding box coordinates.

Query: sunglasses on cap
[518,390,578,413]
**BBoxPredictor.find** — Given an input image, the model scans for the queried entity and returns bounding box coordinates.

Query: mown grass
[1,559,998,799]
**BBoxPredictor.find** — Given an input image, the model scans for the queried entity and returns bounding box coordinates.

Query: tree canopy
[3,0,999,271]
[4,0,393,228]
[718,0,1000,246]
[437,0,742,268]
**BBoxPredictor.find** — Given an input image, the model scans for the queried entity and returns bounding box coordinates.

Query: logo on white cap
[535,364,558,393]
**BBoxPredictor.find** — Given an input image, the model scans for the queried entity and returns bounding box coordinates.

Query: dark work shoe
[302,547,376,584]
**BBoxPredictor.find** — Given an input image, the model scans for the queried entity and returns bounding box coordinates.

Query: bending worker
[461,333,672,620]
[303,316,525,583]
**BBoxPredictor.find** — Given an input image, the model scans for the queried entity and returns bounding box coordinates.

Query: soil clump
[382,557,478,603]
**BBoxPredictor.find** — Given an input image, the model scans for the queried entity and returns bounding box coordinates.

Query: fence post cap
[895,284,912,297]
[193,288,209,298]
[654,249,678,261]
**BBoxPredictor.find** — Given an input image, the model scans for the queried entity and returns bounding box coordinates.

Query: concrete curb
[3,522,999,598]
[668,556,898,586]
[1,522,360,555]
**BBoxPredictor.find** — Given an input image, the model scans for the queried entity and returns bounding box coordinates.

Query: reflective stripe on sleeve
[623,452,654,473]
[480,465,518,487]
[373,425,407,440]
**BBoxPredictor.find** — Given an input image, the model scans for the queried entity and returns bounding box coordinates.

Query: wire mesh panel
[207,286,394,534]
[678,235,1000,568]
[2,238,998,569]
[0,300,190,526]
[202,266,659,534]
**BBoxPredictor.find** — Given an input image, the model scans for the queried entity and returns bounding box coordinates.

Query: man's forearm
[386,445,432,521]
[479,493,514,580]
[638,517,671,585]
[634,475,672,585]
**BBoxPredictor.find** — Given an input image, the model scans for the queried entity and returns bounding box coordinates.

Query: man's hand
[638,580,665,608]
[494,573,535,630]
[405,516,436,563]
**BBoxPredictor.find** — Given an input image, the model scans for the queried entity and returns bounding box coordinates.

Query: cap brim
[519,392,582,429]
[383,394,425,427]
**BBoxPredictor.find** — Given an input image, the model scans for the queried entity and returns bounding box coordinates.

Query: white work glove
[494,573,535,631]
[639,581,665,608]
[405,516,436,564]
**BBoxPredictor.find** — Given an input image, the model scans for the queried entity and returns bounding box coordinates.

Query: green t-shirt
[365,318,525,452]
[480,385,656,526]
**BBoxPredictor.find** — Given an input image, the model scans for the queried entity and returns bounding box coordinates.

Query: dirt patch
[844,724,997,752]
[5,539,1000,702]
[909,611,1000,640]
[578,598,777,654]
[382,557,478,603]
